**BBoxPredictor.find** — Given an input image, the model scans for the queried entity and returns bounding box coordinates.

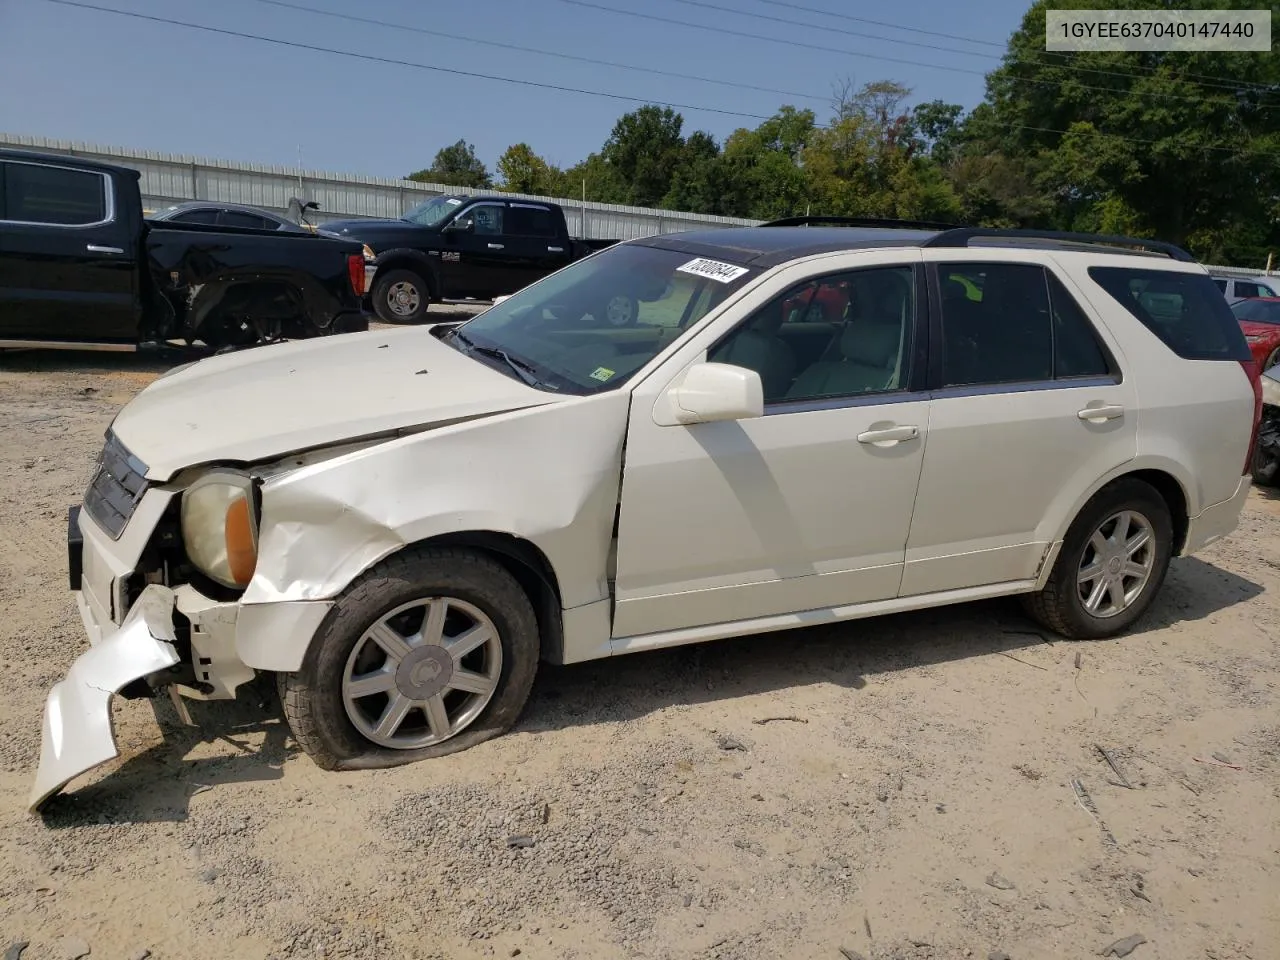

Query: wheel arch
[1055,463,1192,556]
[376,531,565,663]
[372,249,440,297]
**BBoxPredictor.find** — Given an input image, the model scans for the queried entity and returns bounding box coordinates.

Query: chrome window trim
[0,159,115,228]
[763,388,930,416]
[760,374,1121,416]
[931,375,1121,400]
[509,202,552,212]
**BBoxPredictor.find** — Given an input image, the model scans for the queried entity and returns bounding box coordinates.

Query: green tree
[408,139,492,189]
[601,105,688,207]
[975,0,1280,258]
[496,143,558,194]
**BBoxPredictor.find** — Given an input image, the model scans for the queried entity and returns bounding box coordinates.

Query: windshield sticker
[677,257,749,284]
[589,366,616,382]
[446,198,462,205]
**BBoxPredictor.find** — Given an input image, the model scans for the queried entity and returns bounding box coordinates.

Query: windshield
[403,196,464,226]
[448,243,757,394]
[1231,299,1280,325]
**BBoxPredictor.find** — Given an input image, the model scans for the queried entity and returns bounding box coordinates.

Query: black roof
[149,199,299,223]
[636,226,938,268]
[0,147,141,179]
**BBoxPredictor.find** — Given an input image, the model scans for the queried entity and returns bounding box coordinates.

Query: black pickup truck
[318,195,620,324]
[0,149,368,352]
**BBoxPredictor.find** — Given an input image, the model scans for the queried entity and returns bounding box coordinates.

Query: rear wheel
[280,547,539,770]
[1023,479,1173,640]
[373,268,432,324]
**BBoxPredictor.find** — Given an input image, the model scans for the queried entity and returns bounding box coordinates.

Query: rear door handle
[857,424,919,445]
[487,243,505,250]
[548,246,564,253]
[1077,404,1125,422]
[86,244,124,255]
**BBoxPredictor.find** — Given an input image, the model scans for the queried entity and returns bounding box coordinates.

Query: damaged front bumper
[29,584,182,812]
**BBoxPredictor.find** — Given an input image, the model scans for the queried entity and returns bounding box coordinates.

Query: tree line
[407,0,1280,267]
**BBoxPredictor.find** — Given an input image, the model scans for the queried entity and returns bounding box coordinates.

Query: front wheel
[372,268,432,324]
[280,547,539,770]
[1022,478,1173,640]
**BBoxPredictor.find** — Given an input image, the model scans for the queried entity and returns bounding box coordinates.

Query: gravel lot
[2,316,1278,960]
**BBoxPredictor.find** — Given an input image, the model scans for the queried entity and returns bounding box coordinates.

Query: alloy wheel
[341,597,503,749]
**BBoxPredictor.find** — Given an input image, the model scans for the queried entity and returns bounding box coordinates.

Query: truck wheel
[279,547,539,771]
[602,294,638,327]
[1022,478,1173,640]
[373,269,432,324]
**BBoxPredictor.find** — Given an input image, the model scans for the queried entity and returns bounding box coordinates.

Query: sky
[0,0,1032,180]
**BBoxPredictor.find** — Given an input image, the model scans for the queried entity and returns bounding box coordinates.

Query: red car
[1231,297,1280,371]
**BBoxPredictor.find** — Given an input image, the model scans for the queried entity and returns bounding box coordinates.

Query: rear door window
[1088,267,1251,361]
[939,263,1053,386]
[1046,272,1112,378]
[1235,281,1265,299]
[2,161,108,225]
[506,204,558,238]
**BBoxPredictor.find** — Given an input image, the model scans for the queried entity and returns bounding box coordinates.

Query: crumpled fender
[242,392,631,611]
[29,585,181,812]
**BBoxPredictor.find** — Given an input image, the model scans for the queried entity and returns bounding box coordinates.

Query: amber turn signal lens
[224,495,258,587]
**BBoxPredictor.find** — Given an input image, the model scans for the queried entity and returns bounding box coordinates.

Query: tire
[1252,438,1280,486]
[372,268,432,324]
[280,547,539,771]
[1022,478,1173,640]
[601,294,638,327]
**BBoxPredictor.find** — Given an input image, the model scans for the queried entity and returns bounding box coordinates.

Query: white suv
[32,222,1261,809]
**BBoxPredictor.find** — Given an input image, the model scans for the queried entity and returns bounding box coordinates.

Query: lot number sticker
[677,258,749,284]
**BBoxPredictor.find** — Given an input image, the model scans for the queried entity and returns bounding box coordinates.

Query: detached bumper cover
[1181,474,1252,556]
[29,584,181,812]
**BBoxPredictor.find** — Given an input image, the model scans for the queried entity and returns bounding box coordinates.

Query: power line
[744,0,1279,95]
[747,0,1005,48]
[37,0,1280,162]
[250,0,830,105]
[669,0,997,60]
[560,0,1275,108]
[40,0,779,122]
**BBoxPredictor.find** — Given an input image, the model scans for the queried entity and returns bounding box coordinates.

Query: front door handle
[86,244,124,255]
[857,424,919,445]
[1077,404,1125,423]
[487,243,505,250]
[548,246,564,253]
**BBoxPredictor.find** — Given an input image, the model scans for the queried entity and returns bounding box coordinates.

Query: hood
[319,218,430,239]
[113,329,556,480]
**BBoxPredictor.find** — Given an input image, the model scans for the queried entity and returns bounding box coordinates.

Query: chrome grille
[83,432,149,539]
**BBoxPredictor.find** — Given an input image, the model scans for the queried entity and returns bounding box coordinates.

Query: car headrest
[840,321,900,367]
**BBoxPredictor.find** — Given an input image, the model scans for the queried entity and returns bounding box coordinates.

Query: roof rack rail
[922,227,1195,263]
[760,215,962,231]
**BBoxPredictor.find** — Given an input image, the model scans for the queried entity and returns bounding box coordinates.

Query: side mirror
[444,217,475,234]
[668,362,764,425]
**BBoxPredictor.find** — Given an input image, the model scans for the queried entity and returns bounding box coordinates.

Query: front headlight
[180,470,259,588]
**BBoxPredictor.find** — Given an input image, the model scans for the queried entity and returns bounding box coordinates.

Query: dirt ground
[1,321,1278,960]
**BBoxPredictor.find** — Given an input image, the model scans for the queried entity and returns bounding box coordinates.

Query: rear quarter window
[1087,267,1251,362]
